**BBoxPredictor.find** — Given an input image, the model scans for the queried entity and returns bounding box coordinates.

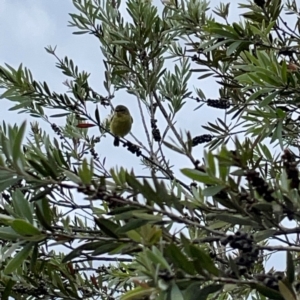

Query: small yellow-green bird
[110,105,133,146]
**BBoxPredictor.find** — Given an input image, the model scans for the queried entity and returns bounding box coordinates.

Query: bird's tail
[113,137,120,147]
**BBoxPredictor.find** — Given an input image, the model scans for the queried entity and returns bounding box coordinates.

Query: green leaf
[227,256,240,278]
[181,168,217,184]
[121,286,154,300]
[205,150,216,176]
[78,158,93,184]
[1,279,15,300]
[50,113,71,118]
[207,213,258,227]
[163,141,185,154]
[259,143,273,160]
[213,193,237,210]
[281,60,287,83]
[146,246,172,271]
[28,159,48,177]
[64,170,82,184]
[180,233,192,256]
[92,242,125,256]
[62,242,105,263]
[109,206,140,216]
[203,185,224,197]
[254,229,277,242]
[12,121,26,171]
[30,244,38,271]
[94,217,119,238]
[170,282,184,300]
[95,106,100,124]
[252,283,284,300]
[12,189,33,224]
[226,41,242,56]
[286,252,295,284]
[0,177,21,192]
[259,91,279,107]
[40,158,58,179]
[165,244,195,275]
[278,281,297,300]
[0,88,15,100]
[189,246,219,276]
[271,121,283,148]
[72,30,90,35]
[197,73,214,80]
[0,227,21,240]
[30,188,53,202]
[4,242,33,274]
[11,219,41,236]
[184,283,223,300]
[116,219,149,234]
[131,212,162,222]
[35,199,52,231]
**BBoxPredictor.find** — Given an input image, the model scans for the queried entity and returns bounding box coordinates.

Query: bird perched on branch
[110,105,133,146]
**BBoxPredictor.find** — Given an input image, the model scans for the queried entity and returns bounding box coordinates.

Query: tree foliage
[1,0,300,299]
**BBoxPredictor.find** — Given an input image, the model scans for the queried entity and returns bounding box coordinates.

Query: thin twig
[136,94,153,154]
[153,91,196,165]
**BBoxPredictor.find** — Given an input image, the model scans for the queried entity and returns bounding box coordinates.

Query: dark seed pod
[269,281,279,291]
[191,134,213,146]
[274,271,284,281]
[227,235,234,242]
[207,99,231,109]
[236,256,246,265]
[220,237,229,246]
[235,232,248,240]
[238,266,248,275]
[241,242,252,253]
[152,128,161,142]
[294,281,300,292]
[263,277,274,287]
[209,251,216,258]
[254,0,265,8]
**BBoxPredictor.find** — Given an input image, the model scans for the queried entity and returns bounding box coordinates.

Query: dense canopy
[0,0,300,299]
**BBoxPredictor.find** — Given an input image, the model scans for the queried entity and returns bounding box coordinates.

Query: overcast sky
[0,0,294,275]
